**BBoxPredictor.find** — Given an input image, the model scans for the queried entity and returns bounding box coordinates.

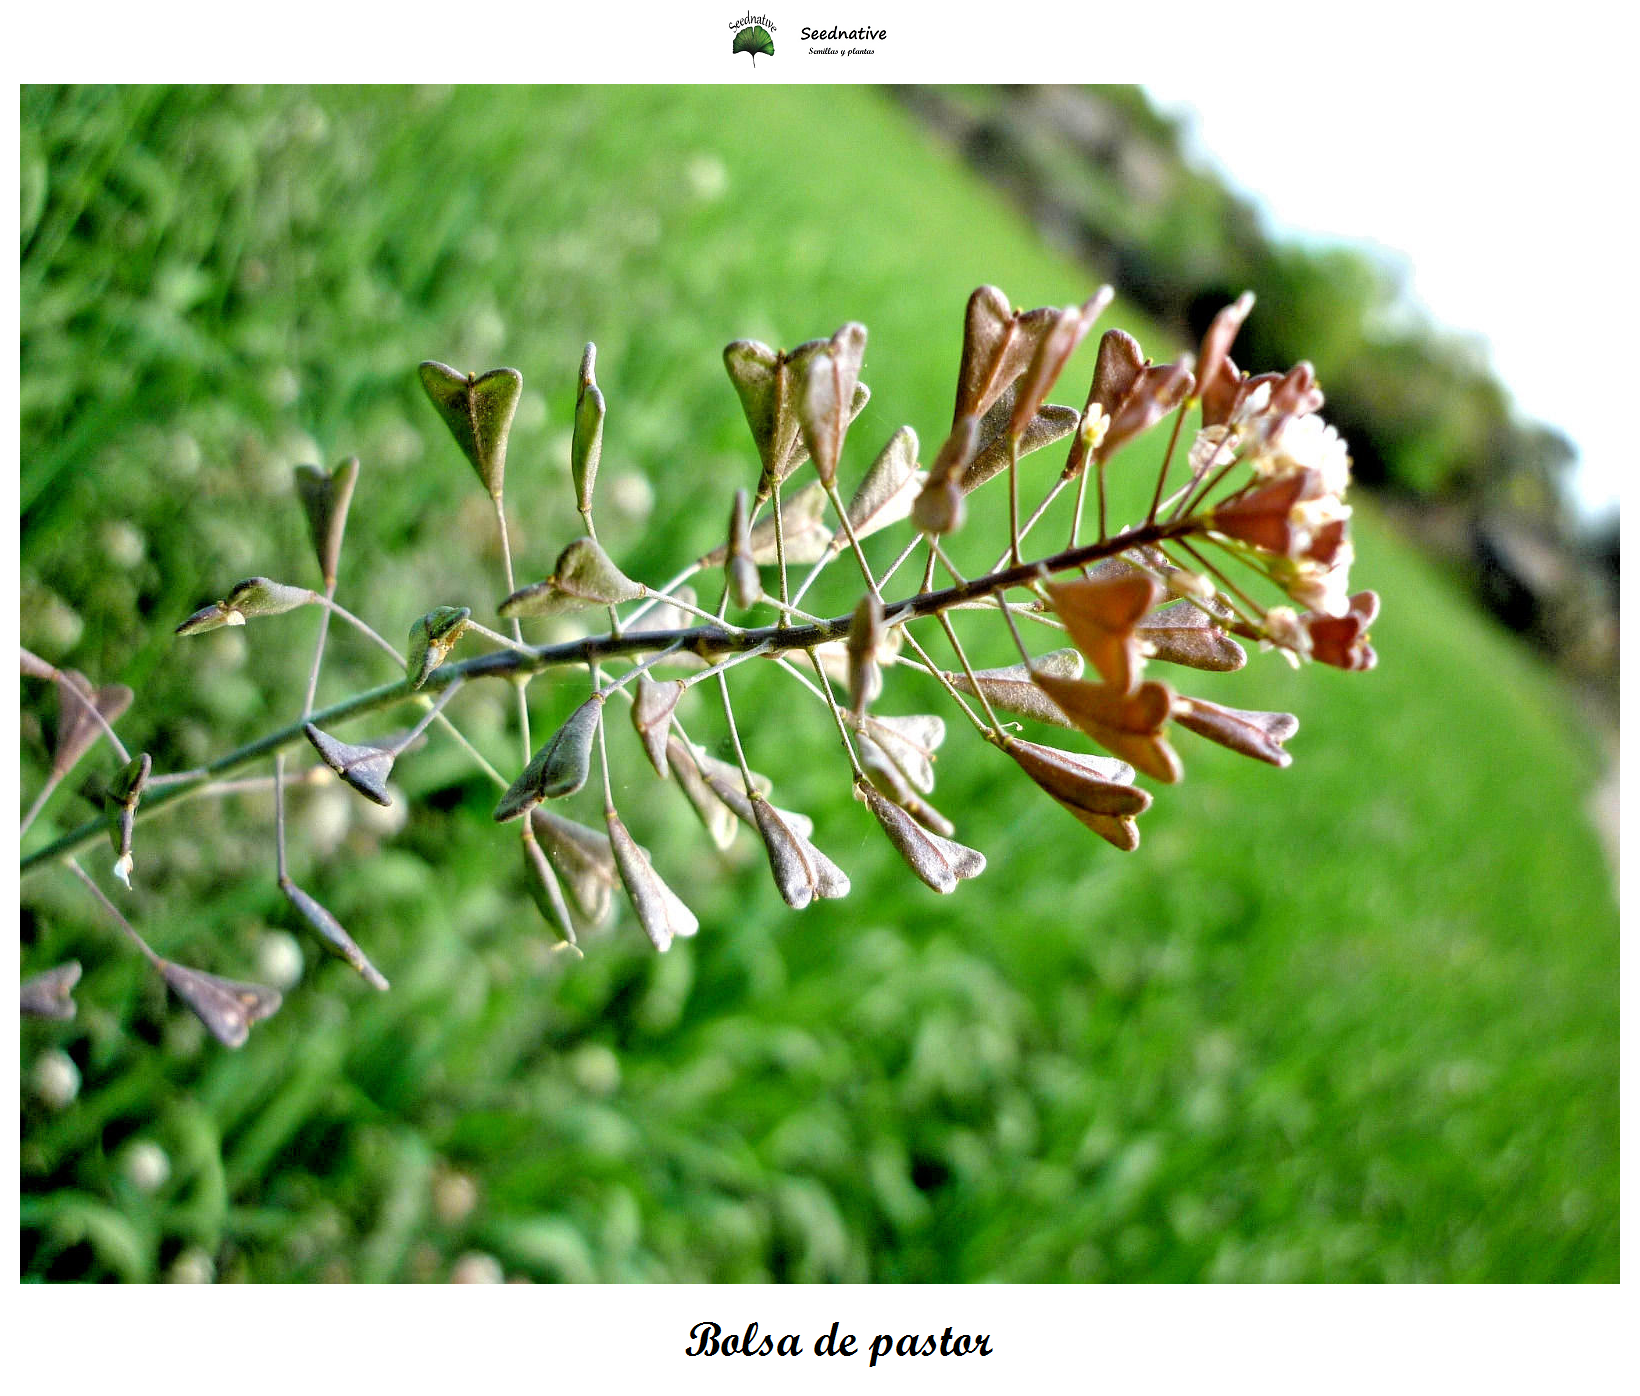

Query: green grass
[20,85,1617,1282]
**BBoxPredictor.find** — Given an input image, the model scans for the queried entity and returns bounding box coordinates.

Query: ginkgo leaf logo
[733,25,774,63]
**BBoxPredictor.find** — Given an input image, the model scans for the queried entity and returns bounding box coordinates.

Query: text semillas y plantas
[20,285,1379,1047]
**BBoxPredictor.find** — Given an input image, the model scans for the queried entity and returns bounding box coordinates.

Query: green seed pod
[417,361,523,500]
[572,343,605,516]
[405,606,471,690]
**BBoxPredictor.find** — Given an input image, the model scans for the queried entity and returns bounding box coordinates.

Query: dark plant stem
[22,516,1194,878]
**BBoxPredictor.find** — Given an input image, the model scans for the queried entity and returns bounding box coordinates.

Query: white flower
[1262,605,1311,664]
[1079,403,1110,452]
[1165,568,1217,603]
[1289,493,1353,554]
[1251,413,1351,496]
[1188,424,1238,475]
[1282,540,1356,618]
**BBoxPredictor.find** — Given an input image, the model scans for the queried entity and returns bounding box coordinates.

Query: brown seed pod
[499,538,644,619]
[940,649,1084,731]
[605,809,698,951]
[1137,601,1247,674]
[521,820,577,946]
[493,695,605,821]
[724,336,870,498]
[796,322,867,487]
[912,416,979,536]
[953,286,1062,424]
[631,675,684,777]
[529,807,618,930]
[665,738,742,850]
[304,725,396,806]
[749,794,850,910]
[962,394,1081,494]
[1173,696,1298,768]
[824,425,924,559]
[1044,571,1165,695]
[855,778,984,894]
[1029,673,1183,784]
[20,961,82,1021]
[846,592,886,717]
[158,959,282,1049]
[999,736,1150,851]
[50,671,132,780]
[726,488,761,611]
[1007,290,1109,438]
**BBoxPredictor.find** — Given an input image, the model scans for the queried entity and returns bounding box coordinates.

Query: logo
[730,13,776,65]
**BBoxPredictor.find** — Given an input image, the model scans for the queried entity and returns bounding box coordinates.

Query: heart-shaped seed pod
[417,361,523,499]
[498,538,644,618]
[293,457,360,590]
[158,959,282,1049]
[855,779,984,894]
[605,810,698,951]
[304,725,396,806]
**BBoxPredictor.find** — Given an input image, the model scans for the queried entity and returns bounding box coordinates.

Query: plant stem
[22,516,1194,878]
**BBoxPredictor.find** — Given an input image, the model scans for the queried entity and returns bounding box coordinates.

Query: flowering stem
[22,516,1196,879]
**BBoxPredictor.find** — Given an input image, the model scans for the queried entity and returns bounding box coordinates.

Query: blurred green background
[19,85,1617,1282]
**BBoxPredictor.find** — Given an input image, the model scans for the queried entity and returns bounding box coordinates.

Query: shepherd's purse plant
[20,283,1379,1047]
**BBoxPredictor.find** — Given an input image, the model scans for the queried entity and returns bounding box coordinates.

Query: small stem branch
[804,649,866,781]
[463,620,528,652]
[620,561,704,630]
[391,678,464,754]
[824,481,883,602]
[875,534,926,594]
[678,640,773,691]
[493,495,532,762]
[1007,434,1023,565]
[302,581,337,718]
[67,857,158,963]
[933,611,1005,734]
[1147,403,1190,523]
[20,777,61,840]
[316,596,404,667]
[273,753,289,883]
[1070,469,1089,550]
[771,486,790,623]
[641,587,743,630]
[716,671,756,786]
